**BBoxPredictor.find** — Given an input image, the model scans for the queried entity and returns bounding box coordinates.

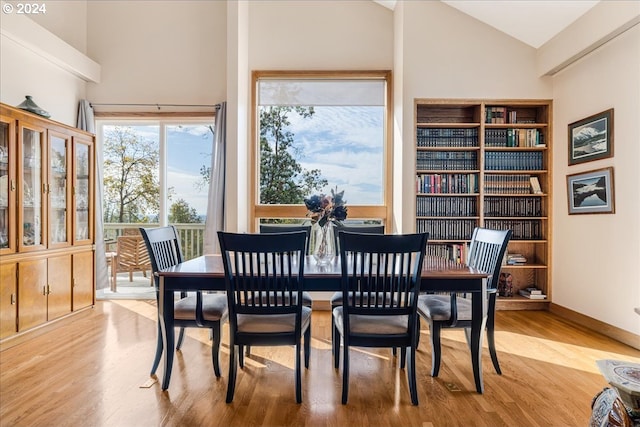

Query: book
[530,176,542,194]
[525,286,543,294]
[518,289,547,299]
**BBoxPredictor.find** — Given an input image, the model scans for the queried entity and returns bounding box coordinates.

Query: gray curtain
[204,102,227,254]
[77,100,108,290]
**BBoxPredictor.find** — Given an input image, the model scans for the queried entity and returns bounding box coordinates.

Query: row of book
[416,219,477,241]
[416,128,479,147]
[426,242,469,264]
[485,128,545,147]
[484,219,542,240]
[484,197,542,217]
[416,173,478,194]
[416,196,477,217]
[484,151,544,171]
[485,107,538,124]
[484,174,538,195]
[417,151,478,171]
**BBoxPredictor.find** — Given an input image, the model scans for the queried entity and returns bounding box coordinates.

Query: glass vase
[312,222,335,266]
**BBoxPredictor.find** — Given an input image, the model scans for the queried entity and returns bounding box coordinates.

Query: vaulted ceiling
[374,0,601,48]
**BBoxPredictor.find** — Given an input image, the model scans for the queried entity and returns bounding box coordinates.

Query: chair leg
[176,327,186,350]
[400,347,407,369]
[295,341,302,404]
[304,325,311,369]
[333,326,341,369]
[239,345,245,369]
[245,345,251,356]
[407,344,418,405]
[341,339,349,405]
[150,322,164,376]
[331,305,337,365]
[211,324,222,378]
[430,322,442,377]
[487,325,501,375]
[226,344,238,403]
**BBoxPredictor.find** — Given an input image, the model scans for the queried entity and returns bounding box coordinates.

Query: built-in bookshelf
[415,99,552,309]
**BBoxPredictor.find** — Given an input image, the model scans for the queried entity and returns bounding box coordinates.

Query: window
[98,119,214,251]
[252,71,392,229]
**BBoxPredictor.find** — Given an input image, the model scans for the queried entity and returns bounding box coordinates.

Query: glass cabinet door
[73,137,93,244]
[49,132,71,247]
[0,117,16,254]
[19,124,46,251]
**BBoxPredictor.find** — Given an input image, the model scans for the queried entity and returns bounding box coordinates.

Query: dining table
[156,255,491,393]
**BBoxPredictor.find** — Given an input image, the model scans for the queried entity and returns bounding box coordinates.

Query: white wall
[248,0,393,70]
[85,1,227,110]
[552,24,640,335]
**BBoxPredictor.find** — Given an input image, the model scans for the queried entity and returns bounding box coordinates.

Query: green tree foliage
[103,126,159,223]
[260,106,327,204]
[169,198,202,224]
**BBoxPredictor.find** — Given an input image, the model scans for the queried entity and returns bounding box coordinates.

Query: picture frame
[568,109,614,165]
[567,167,615,215]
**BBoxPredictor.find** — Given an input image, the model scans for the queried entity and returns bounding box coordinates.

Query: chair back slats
[218,231,307,318]
[467,227,512,290]
[139,226,183,288]
[339,232,429,318]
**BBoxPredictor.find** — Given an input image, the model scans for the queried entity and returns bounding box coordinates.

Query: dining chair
[330,224,385,362]
[417,227,511,387]
[333,231,429,405]
[218,230,312,403]
[140,226,228,378]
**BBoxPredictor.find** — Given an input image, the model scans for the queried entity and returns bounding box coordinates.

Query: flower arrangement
[304,188,348,227]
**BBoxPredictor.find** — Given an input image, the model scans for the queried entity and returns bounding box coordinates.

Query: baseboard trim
[549,303,640,351]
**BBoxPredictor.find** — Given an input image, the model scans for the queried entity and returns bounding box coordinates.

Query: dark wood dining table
[157,255,491,393]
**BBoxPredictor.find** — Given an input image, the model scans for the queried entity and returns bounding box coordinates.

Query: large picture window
[252,71,392,229]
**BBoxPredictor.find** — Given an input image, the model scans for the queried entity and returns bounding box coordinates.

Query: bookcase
[415,99,552,309]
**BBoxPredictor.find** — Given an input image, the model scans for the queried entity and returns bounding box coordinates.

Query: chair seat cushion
[174,293,228,321]
[332,306,409,335]
[237,306,312,333]
[417,294,476,322]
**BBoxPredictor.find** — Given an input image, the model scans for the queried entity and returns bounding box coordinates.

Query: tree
[169,199,202,223]
[103,126,159,223]
[259,106,327,204]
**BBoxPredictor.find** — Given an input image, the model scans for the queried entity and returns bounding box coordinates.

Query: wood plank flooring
[1,300,639,427]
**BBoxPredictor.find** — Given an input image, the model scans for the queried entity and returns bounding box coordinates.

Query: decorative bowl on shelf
[17,96,50,118]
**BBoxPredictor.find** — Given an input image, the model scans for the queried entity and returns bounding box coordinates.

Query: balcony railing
[103,223,206,260]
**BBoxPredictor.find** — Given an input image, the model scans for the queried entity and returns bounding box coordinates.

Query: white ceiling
[374,0,601,48]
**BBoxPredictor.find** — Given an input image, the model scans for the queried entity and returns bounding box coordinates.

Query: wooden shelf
[415,99,552,310]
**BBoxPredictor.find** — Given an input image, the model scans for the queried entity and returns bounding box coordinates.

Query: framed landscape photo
[568,109,614,165]
[567,167,615,215]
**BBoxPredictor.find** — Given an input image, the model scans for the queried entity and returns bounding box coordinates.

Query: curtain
[204,102,227,254]
[77,100,108,290]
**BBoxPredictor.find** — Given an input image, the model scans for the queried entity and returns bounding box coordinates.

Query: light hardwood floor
[1,300,638,427]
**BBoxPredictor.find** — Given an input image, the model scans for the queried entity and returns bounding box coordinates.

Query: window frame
[250,70,393,231]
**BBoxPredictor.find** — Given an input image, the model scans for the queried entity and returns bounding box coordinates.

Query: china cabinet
[0,103,95,341]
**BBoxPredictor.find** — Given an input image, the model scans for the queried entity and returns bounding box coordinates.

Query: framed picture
[568,109,614,165]
[567,167,615,215]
